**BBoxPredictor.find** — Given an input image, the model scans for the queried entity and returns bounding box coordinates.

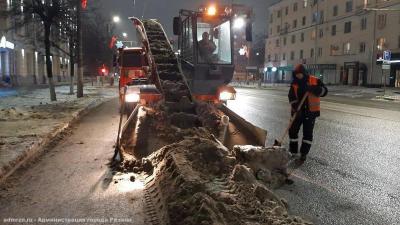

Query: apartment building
[265,0,400,87]
[0,0,70,87]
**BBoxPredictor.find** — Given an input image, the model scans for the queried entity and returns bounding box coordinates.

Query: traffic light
[81,0,87,9]
[99,65,108,76]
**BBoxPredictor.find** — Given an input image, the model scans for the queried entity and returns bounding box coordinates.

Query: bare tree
[80,3,113,79]
[4,0,110,99]
[5,0,76,101]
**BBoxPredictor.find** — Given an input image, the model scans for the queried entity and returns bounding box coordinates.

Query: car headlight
[125,93,140,103]
[219,91,236,101]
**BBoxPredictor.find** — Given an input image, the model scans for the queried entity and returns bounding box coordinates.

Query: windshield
[121,51,143,67]
[197,19,231,64]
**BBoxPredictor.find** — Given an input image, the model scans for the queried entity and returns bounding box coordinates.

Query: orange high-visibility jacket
[292,76,321,112]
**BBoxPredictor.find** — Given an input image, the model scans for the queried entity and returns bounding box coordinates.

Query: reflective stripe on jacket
[292,76,320,112]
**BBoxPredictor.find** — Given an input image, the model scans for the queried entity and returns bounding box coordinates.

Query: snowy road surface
[227,88,400,225]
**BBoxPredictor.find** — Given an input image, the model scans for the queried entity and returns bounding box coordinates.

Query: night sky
[96,0,279,41]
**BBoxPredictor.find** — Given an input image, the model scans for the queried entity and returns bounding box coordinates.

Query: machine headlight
[125,93,140,103]
[219,91,236,101]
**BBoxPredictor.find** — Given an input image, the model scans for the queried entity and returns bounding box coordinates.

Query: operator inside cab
[198,31,217,63]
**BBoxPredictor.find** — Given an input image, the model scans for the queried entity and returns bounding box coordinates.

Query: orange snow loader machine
[114,5,267,162]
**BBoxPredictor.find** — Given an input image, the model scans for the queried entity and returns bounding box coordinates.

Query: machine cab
[174,5,251,102]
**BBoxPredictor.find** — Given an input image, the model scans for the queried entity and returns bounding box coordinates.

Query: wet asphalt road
[0,99,146,225]
[227,87,400,225]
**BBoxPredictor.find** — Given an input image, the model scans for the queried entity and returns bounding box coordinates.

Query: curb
[0,97,113,184]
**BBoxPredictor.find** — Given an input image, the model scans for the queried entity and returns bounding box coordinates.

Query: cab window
[197,19,231,64]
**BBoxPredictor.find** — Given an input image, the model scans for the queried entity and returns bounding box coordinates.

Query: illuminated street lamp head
[122,32,128,38]
[233,17,245,29]
[113,16,120,23]
[207,5,217,16]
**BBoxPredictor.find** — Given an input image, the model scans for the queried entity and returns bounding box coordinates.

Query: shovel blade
[273,139,282,147]
[112,145,122,162]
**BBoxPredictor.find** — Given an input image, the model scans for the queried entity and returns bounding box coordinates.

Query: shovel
[274,92,309,147]
[112,86,127,162]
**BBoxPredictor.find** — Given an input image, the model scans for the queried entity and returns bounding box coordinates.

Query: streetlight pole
[76,0,84,98]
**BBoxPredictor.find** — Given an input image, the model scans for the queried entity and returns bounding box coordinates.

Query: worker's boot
[299,141,312,161]
[289,140,298,157]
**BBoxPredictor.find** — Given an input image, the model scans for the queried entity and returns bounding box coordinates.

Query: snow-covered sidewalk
[0,85,118,182]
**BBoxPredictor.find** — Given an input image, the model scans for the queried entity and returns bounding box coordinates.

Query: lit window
[330,45,339,55]
[311,30,316,40]
[344,42,351,54]
[377,37,386,50]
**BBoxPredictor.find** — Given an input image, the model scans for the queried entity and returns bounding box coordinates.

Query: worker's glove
[306,85,322,96]
[291,102,299,114]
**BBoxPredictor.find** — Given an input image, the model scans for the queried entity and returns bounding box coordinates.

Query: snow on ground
[0,85,118,179]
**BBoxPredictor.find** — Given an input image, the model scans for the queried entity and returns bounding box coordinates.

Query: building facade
[265,0,400,87]
[0,0,71,87]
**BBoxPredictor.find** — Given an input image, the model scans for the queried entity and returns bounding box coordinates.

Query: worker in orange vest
[288,64,328,161]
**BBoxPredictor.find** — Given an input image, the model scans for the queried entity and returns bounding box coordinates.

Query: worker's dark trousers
[288,114,316,156]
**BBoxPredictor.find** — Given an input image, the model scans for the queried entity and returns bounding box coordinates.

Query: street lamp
[113,16,120,23]
[233,17,245,29]
[206,5,217,16]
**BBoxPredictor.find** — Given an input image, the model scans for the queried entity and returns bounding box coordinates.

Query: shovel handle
[277,92,309,144]
[117,86,127,145]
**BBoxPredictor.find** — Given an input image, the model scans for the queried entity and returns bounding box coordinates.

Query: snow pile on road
[116,102,312,224]
[138,138,311,225]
